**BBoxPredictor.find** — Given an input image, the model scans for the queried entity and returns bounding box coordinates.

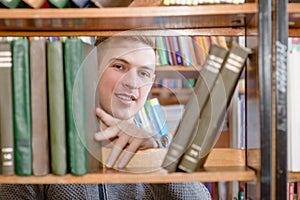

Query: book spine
[64,38,88,176]
[149,98,169,136]
[0,41,15,175]
[30,39,50,176]
[81,42,102,173]
[178,42,250,172]
[161,45,229,172]
[47,40,67,175]
[287,38,300,172]
[12,38,32,176]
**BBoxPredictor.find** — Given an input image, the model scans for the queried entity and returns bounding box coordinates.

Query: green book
[178,42,250,172]
[47,40,67,176]
[64,38,87,176]
[0,0,22,8]
[48,0,70,8]
[12,38,32,176]
[161,45,228,173]
[0,41,14,176]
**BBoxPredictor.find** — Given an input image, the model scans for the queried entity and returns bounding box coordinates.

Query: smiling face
[97,37,156,120]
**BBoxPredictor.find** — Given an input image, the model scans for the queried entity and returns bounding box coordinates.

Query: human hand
[94,108,158,169]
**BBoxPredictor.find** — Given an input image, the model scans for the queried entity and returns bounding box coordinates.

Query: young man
[94,35,172,169]
[0,35,211,199]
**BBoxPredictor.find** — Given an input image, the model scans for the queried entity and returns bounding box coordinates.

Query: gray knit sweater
[0,183,211,200]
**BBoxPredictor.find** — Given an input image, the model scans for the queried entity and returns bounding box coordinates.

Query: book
[161,44,229,172]
[47,39,67,175]
[29,38,50,176]
[0,41,14,176]
[71,0,91,7]
[22,0,46,8]
[178,42,250,172]
[149,98,169,136]
[134,98,169,137]
[12,38,32,176]
[0,0,22,8]
[48,0,70,7]
[287,37,300,172]
[64,37,88,176]
[82,42,102,173]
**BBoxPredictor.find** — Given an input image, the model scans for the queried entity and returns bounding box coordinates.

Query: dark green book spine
[47,40,67,175]
[12,38,32,176]
[0,41,15,176]
[64,38,87,176]
[178,42,250,172]
[161,45,228,173]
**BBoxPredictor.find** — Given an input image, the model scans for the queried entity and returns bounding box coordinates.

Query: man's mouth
[115,93,137,101]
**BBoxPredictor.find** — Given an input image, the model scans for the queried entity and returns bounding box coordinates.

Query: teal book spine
[149,98,169,136]
[64,38,87,176]
[12,38,32,176]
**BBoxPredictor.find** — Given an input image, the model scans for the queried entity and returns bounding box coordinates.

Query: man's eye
[139,71,151,78]
[113,64,124,70]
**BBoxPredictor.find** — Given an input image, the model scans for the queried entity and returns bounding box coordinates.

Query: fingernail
[106,159,113,168]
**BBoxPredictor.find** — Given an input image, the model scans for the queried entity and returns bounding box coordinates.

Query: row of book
[0,0,134,8]
[161,41,250,173]
[156,35,228,67]
[289,182,300,200]
[163,0,246,5]
[0,36,103,176]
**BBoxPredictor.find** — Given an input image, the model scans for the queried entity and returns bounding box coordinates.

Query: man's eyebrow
[108,58,130,65]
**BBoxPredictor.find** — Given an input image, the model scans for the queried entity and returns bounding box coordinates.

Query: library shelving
[0,1,287,199]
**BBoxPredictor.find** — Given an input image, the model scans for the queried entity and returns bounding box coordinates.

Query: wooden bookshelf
[0,3,261,195]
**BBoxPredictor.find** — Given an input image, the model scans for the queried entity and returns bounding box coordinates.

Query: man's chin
[111,110,133,120]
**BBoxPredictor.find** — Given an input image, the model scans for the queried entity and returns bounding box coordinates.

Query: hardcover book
[30,39,50,176]
[64,38,88,176]
[22,0,46,8]
[287,38,300,172]
[47,39,67,175]
[12,38,32,176]
[161,45,229,172]
[82,42,102,173]
[178,42,250,172]
[0,41,14,176]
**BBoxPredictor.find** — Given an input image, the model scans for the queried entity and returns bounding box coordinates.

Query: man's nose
[122,68,140,89]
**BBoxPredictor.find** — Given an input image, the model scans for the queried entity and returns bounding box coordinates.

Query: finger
[96,108,120,126]
[117,139,142,168]
[94,125,120,141]
[106,133,130,168]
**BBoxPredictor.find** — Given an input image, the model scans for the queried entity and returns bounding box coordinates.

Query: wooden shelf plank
[155,66,201,79]
[0,166,255,184]
[0,4,257,34]
[0,148,256,184]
